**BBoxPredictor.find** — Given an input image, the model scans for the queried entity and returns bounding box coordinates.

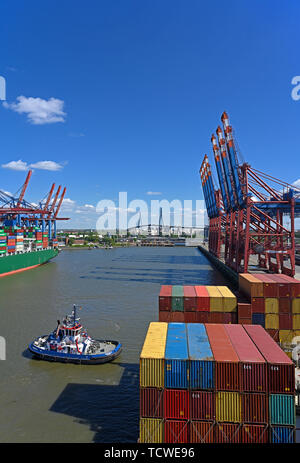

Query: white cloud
[293,179,300,189]
[30,161,63,171]
[146,191,162,195]
[2,159,64,171]
[3,95,66,125]
[2,160,28,171]
[0,190,13,196]
[60,198,76,210]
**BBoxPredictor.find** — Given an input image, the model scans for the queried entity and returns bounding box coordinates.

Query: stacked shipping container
[0,226,56,255]
[35,230,43,250]
[159,285,237,324]
[15,228,24,252]
[244,325,296,443]
[0,229,7,255]
[42,232,49,249]
[139,323,296,443]
[239,274,300,347]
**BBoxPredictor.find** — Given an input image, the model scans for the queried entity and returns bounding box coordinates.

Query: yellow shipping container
[292,298,300,314]
[239,274,264,298]
[292,314,300,330]
[216,392,241,423]
[139,418,163,443]
[265,298,279,314]
[206,286,223,311]
[140,322,168,388]
[279,330,294,344]
[279,329,300,344]
[217,286,237,312]
[265,314,279,330]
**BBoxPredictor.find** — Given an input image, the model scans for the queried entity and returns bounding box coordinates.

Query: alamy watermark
[291,76,300,101]
[0,336,6,360]
[0,75,6,101]
[95,193,205,234]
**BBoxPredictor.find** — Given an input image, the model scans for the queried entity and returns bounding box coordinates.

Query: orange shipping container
[239,274,264,298]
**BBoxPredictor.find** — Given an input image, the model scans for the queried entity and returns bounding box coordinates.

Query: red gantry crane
[200,112,300,276]
[0,171,69,238]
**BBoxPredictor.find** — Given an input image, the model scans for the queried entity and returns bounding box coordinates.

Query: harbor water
[0,246,298,442]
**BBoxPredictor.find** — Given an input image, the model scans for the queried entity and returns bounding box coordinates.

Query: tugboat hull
[28,339,122,365]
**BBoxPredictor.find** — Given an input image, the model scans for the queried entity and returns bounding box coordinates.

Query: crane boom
[43,183,55,214]
[211,134,229,212]
[16,170,32,208]
[47,185,61,218]
[54,187,66,218]
[221,111,245,207]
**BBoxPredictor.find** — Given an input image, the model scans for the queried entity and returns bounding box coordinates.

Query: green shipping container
[171,285,184,312]
[269,394,296,426]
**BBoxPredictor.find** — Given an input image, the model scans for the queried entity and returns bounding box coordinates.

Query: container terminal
[0,170,69,276]
[139,112,300,444]
[1,112,300,444]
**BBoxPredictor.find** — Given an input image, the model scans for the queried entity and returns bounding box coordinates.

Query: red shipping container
[194,286,210,311]
[196,312,209,323]
[190,391,215,420]
[164,420,189,444]
[140,387,164,418]
[184,312,198,323]
[279,298,291,314]
[223,312,237,324]
[209,313,223,324]
[159,312,172,322]
[190,421,214,443]
[183,286,197,312]
[164,389,189,420]
[239,318,252,325]
[279,313,293,330]
[205,324,240,391]
[242,393,268,423]
[254,274,278,297]
[170,312,185,322]
[277,274,300,298]
[224,324,267,393]
[240,424,268,443]
[244,324,295,394]
[251,298,265,313]
[266,329,279,342]
[267,274,291,298]
[215,423,240,444]
[238,302,252,319]
[159,286,172,312]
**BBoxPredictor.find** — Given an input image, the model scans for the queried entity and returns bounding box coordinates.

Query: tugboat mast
[73,304,77,325]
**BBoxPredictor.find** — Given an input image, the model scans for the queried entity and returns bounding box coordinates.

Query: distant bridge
[126,223,204,237]
[124,208,204,236]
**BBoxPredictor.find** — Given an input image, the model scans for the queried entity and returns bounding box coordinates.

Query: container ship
[138,112,300,443]
[0,170,68,277]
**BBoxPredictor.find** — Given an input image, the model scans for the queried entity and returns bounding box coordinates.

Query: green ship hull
[0,248,59,277]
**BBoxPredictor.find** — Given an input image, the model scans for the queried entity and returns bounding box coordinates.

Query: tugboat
[28,305,122,364]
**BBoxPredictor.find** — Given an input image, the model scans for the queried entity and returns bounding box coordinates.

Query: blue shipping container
[270,426,294,443]
[187,323,215,389]
[165,323,189,389]
[252,313,265,328]
[269,394,295,426]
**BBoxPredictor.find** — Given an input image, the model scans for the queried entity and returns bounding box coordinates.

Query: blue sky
[0,0,299,229]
